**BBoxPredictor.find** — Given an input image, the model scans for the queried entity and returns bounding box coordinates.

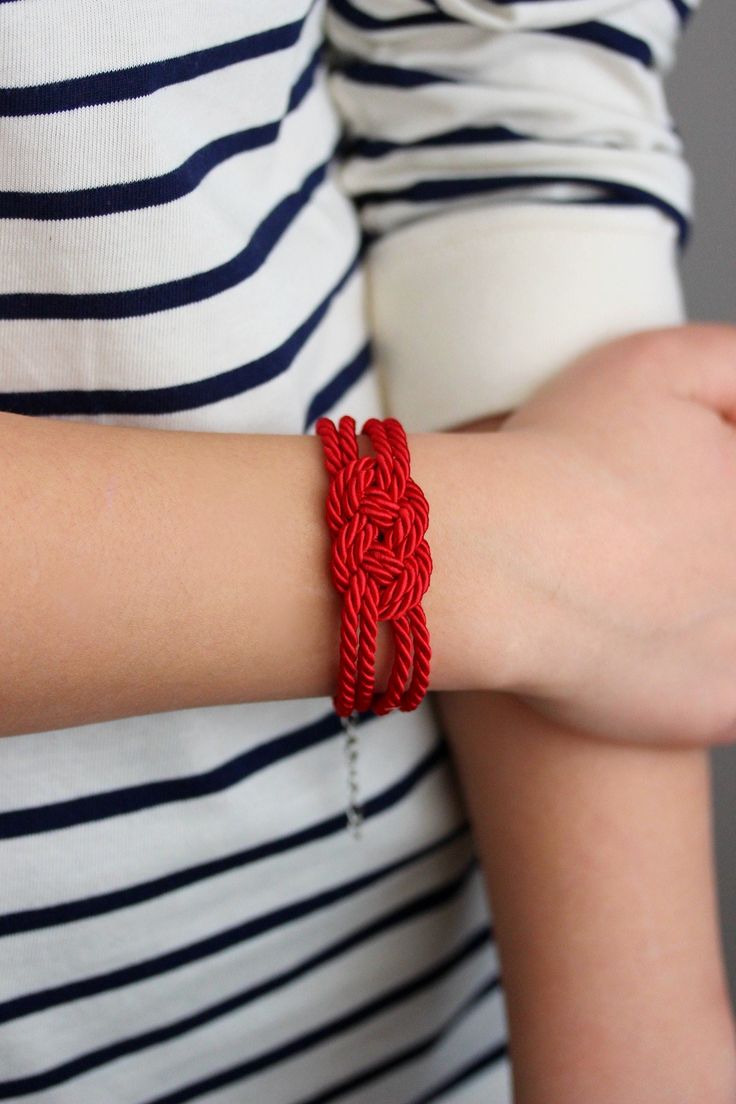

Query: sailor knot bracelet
[315,414,433,836]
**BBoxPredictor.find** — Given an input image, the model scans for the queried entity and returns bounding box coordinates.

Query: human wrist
[404,428,543,696]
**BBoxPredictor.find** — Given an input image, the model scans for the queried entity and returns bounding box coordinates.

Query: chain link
[340,711,363,840]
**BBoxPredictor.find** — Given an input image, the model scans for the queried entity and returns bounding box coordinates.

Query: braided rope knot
[328,462,431,621]
[316,414,433,718]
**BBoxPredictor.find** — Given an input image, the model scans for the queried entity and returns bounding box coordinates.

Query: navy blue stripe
[339,60,450,88]
[329,0,451,31]
[0,156,331,320]
[357,175,689,248]
[286,984,507,1104]
[0,707,365,840]
[267,976,503,1104]
[568,193,690,250]
[404,1040,510,1104]
[345,125,528,159]
[286,975,507,1104]
[303,341,372,430]
[549,20,653,67]
[421,0,680,27]
[143,933,497,1104]
[0,247,361,419]
[0,736,447,937]
[331,0,654,71]
[0,16,307,117]
[350,117,684,158]
[0,47,321,220]
[0,861,482,1096]
[0,821,470,1027]
[669,0,692,24]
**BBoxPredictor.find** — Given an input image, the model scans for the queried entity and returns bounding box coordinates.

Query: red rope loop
[315,414,433,717]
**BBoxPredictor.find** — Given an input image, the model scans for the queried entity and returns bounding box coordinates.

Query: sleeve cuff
[363,202,687,433]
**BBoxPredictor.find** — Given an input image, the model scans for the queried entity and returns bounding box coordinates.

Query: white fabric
[366,201,686,431]
[0,0,697,1098]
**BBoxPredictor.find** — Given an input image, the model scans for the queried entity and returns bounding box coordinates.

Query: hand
[448,410,511,433]
[475,322,736,747]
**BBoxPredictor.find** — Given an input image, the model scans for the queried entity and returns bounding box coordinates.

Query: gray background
[665,0,736,1006]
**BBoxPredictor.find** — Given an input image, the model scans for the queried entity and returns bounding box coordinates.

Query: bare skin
[1,323,736,750]
[437,400,736,1103]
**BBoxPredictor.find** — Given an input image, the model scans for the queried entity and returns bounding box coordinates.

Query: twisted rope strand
[315,414,432,721]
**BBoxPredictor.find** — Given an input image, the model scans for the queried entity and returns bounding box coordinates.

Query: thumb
[655,322,736,424]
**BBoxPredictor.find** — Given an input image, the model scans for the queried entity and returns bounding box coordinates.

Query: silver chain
[340,710,363,840]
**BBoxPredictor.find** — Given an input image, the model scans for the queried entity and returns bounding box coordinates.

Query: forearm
[440,408,736,1100]
[436,689,736,1104]
[0,411,521,738]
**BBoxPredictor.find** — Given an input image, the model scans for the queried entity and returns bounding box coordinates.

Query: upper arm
[437,689,736,1103]
[324,0,696,431]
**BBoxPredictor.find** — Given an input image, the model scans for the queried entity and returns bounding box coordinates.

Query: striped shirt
[0,1,694,1100]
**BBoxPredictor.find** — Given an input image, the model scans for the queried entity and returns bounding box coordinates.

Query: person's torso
[0,4,510,1100]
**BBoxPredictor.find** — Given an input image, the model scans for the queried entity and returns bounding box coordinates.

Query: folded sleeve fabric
[324,0,699,432]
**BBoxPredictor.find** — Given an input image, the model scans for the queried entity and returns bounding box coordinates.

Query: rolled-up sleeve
[325,0,699,431]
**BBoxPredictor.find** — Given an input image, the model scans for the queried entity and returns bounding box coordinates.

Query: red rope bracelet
[315,414,433,799]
